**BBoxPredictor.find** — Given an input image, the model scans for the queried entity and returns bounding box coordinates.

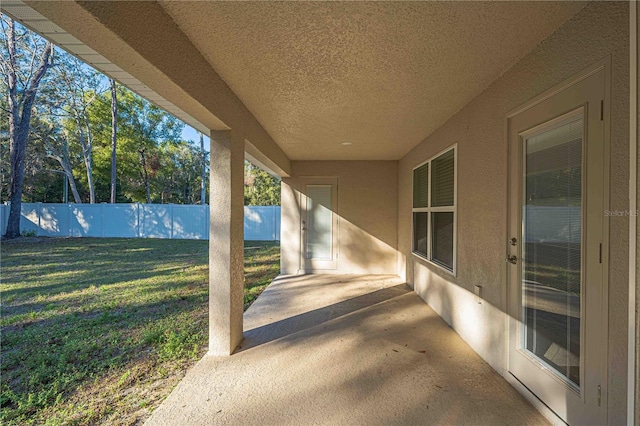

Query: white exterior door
[300,178,338,272]
[507,66,607,425]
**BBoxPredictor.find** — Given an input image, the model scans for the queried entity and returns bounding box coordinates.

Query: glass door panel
[300,178,338,271]
[306,185,333,260]
[522,114,583,387]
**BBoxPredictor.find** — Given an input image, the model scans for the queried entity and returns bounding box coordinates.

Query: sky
[181,125,211,153]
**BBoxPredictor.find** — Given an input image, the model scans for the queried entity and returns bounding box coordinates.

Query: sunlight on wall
[281,182,399,275]
[280,161,399,276]
[413,261,506,372]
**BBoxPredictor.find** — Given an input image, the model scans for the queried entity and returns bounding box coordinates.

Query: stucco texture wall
[397,2,629,423]
[281,161,398,275]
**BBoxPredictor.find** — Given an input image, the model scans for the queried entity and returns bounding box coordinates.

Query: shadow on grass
[1,268,209,423]
[0,237,279,425]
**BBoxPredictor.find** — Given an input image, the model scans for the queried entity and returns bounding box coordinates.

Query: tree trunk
[66,171,81,204]
[83,145,95,203]
[110,79,117,203]
[199,132,206,205]
[3,18,53,238]
[56,162,81,204]
[6,120,29,238]
[45,134,82,204]
[76,114,96,203]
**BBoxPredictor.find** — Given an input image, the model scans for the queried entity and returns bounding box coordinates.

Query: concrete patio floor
[146,275,548,425]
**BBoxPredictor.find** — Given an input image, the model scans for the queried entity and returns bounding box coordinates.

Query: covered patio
[147,275,546,425]
[2,1,637,424]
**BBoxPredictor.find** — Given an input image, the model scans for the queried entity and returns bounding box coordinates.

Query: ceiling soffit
[160,1,586,160]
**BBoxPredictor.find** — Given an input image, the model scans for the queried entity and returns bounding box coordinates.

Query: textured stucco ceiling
[160,1,586,161]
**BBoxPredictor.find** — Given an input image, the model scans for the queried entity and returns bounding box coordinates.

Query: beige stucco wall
[397,2,629,423]
[281,161,398,275]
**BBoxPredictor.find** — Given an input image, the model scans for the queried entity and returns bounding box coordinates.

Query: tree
[154,140,204,204]
[12,113,65,203]
[1,16,54,238]
[54,56,104,203]
[199,132,207,204]
[88,84,127,203]
[0,96,9,202]
[90,89,184,203]
[244,161,281,206]
[109,78,117,203]
[30,115,82,203]
[121,92,183,203]
[20,47,108,205]
[8,44,105,205]
[1,96,66,204]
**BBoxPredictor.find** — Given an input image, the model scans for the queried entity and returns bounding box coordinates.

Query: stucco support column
[208,129,244,356]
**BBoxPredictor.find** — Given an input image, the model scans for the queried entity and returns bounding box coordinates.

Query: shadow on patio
[146,275,547,425]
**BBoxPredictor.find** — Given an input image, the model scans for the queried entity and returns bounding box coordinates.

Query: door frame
[298,176,339,273]
[504,58,611,424]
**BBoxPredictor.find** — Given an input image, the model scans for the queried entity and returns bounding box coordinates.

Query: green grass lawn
[0,237,280,425]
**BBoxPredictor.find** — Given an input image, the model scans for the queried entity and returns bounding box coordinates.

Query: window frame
[411,144,457,275]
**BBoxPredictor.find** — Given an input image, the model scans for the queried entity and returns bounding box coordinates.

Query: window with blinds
[431,150,455,207]
[412,146,456,273]
[413,163,429,208]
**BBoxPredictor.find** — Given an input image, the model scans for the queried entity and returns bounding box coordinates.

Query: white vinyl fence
[0,203,280,241]
[523,206,581,243]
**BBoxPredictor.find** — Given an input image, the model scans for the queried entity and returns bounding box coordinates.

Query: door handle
[302,220,307,231]
[506,255,517,264]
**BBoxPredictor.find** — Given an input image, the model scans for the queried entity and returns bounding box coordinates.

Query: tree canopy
[1,19,209,206]
[244,161,281,206]
[2,17,281,214]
